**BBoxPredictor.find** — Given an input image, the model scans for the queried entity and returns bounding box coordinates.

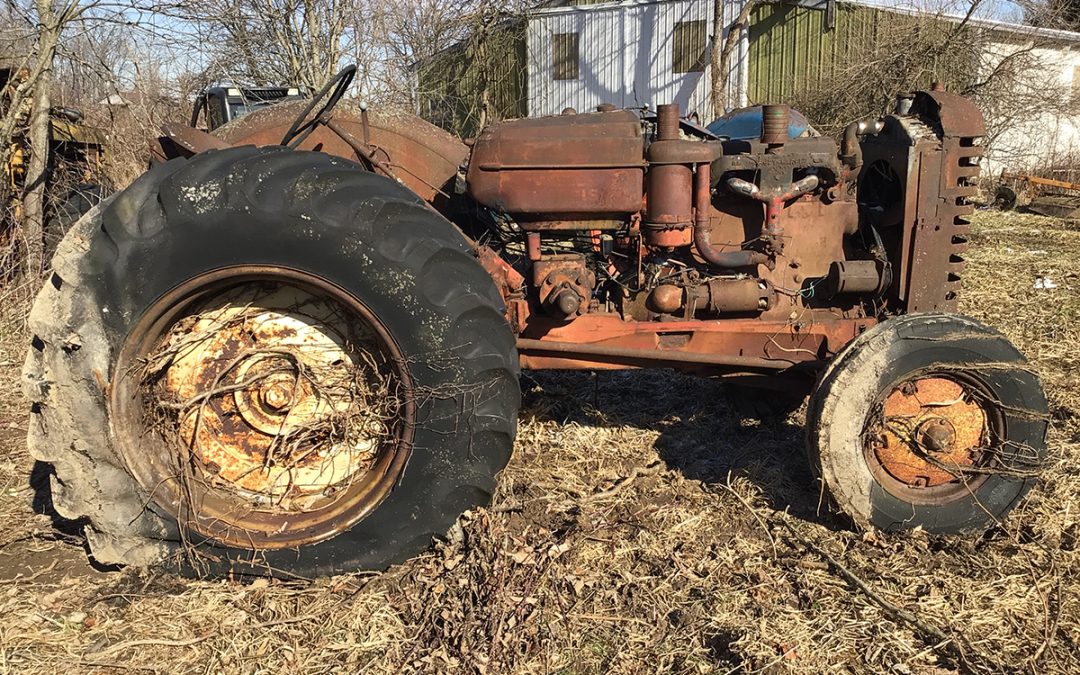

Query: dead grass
[0,210,1078,674]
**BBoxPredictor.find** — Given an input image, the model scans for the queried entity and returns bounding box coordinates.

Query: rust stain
[161,285,380,503]
[466,109,645,225]
[113,268,417,550]
[92,368,108,395]
[870,377,987,488]
[211,101,468,208]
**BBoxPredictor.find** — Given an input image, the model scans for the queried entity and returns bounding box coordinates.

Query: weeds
[0,210,1077,673]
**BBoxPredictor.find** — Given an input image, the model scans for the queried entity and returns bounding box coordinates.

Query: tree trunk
[21,0,64,280]
[711,0,756,117]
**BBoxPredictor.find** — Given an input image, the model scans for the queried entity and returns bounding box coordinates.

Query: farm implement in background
[998,170,1080,219]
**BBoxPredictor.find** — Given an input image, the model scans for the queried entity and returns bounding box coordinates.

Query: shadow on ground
[2,458,119,579]
[520,369,851,530]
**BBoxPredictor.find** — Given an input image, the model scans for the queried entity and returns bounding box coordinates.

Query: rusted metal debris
[1028,196,1080,220]
[999,171,1080,219]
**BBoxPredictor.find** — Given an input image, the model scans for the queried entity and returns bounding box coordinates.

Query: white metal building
[524,0,1080,171]
[526,0,748,121]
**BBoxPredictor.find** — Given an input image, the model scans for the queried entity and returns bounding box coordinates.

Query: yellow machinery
[2,66,109,267]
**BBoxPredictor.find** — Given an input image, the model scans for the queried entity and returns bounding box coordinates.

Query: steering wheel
[280,65,357,147]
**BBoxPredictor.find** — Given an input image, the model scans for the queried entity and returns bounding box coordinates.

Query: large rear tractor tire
[44,182,109,261]
[23,146,520,578]
[806,313,1048,534]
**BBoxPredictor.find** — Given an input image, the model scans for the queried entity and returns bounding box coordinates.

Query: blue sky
[854,0,1030,23]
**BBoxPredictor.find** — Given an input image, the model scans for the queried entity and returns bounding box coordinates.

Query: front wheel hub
[865,375,995,503]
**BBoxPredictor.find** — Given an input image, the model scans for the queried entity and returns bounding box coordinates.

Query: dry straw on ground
[0,210,1077,674]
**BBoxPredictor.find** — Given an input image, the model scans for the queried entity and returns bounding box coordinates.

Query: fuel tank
[466,110,645,228]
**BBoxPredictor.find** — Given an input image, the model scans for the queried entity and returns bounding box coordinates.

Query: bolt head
[261,383,292,411]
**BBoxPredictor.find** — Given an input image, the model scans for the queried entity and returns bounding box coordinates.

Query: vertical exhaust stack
[645,103,694,248]
[761,104,790,153]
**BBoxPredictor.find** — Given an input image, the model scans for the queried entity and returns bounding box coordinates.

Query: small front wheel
[806,314,1048,534]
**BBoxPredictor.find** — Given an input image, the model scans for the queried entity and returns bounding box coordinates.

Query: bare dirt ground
[0,210,1077,674]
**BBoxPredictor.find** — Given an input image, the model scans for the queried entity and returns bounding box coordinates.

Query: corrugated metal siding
[747,3,973,105]
[416,21,528,137]
[748,3,871,104]
[528,0,747,120]
[528,5,624,116]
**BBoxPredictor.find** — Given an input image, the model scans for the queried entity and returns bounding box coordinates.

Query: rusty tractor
[24,66,1048,577]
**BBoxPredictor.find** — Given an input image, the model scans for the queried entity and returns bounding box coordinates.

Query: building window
[673,20,708,74]
[553,33,580,80]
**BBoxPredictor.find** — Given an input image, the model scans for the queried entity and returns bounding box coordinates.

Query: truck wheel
[23,146,519,578]
[806,314,1048,534]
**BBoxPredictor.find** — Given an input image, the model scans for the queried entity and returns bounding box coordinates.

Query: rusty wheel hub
[866,376,992,502]
[159,284,384,509]
[114,269,414,549]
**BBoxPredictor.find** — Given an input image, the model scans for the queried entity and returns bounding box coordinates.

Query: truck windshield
[227,99,277,121]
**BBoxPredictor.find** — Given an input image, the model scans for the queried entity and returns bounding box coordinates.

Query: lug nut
[261,382,292,411]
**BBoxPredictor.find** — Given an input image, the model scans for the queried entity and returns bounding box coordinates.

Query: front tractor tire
[23,147,520,578]
[806,314,1049,535]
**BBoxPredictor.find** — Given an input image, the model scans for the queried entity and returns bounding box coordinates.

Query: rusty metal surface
[159,122,233,157]
[517,313,872,372]
[828,260,888,296]
[655,104,680,140]
[516,337,790,370]
[646,102,708,247]
[1000,171,1080,193]
[142,87,985,380]
[692,196,854,313]
[999,171,1080,219]
[1028,195,1080,220]
[477,244,527,330]
[646,139,722,165]
[212,101,469,207]
[861,89,984,313]
[161,284,379,501]
[519,218,624,232]
[110,267,415,550]
[761,104,790,150]
[686,278,773,314]
[645,160,693,234]
[466,109,644,220]
[915,90,987,139]
[532,254,593,318]
[907,126,980,312]
[867,376,990,502]
[692,162,768,269]
[724,174,819,256]
[646,284,683,314]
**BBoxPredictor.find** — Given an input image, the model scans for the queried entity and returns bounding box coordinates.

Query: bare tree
[0,0,189,278]
[19,0,89,277]
[174,0,356,91]
[711,0,756,116]
[765,0,1080,172]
